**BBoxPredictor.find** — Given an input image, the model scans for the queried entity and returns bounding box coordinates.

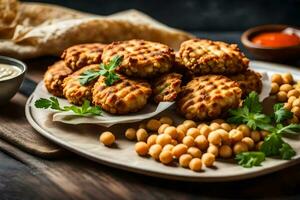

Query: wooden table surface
[1,34,300,199]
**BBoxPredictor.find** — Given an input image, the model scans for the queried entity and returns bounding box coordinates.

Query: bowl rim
[0,55,27,83]
[241,24,300,50]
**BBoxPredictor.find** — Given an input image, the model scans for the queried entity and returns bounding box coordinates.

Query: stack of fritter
[44,38,262,120]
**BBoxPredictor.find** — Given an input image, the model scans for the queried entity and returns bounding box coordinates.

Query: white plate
[25,60,300,182]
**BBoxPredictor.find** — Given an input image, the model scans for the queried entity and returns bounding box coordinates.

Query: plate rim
[25,60,300,182]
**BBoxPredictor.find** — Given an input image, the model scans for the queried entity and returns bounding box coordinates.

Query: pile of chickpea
[270,73,300,123]
[99,116,268,172]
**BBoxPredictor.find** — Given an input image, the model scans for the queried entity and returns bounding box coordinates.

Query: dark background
[25,0,300,31]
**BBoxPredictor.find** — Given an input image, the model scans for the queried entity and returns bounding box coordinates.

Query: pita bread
[0,1,194,59]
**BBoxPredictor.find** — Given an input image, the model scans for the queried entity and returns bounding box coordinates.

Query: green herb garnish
[229,92,300,167]
[78,55,123,86]
[227,92,272,131]
[35,97,102,116]
[235,152,265,168]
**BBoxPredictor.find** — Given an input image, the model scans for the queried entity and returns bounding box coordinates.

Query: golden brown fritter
[101,39,175,78]
[44,61,73,97]
[92,75,152,114]
[62,65,99,105]
[152,73,182,103]
[61,43,106,71]
[177,75,242,121]
[228,69,262,98]
[177,39,249,75]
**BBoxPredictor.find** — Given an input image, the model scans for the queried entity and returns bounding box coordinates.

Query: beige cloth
[0,0,194,59]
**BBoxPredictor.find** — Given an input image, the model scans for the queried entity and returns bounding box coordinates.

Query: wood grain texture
[1,140,300,200]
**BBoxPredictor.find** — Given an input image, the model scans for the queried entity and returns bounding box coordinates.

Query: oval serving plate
[25,60,300,182]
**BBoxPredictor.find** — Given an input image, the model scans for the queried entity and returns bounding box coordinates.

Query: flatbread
[0,1,194,59]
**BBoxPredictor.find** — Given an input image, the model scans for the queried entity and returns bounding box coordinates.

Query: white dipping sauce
[0,63,22,81]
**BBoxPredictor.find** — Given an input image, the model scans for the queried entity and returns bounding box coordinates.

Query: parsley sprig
[227,92,300,167]
[35,97,102,116]
[79,55,123,86]
[235,152,265,168]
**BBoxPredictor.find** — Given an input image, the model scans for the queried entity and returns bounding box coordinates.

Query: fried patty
[92,75,152,114]
[62,65,99,105]
[44,61,73,97]
[61,43,106,71]
[101,39,175,78]
[228,69,262,98]
[177,39,249,75]
[152,73,182,103]
[177,75,242,121]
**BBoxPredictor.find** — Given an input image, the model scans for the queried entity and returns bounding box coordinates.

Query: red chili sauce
[252,32,300,48]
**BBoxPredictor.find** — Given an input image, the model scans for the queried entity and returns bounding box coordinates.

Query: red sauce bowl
[241,24,300,62]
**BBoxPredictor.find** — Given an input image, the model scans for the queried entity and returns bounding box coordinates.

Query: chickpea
[260,131,269,139]
[271,83,279,94]
[194,135,209,151]
[233,142,248,154]
[211,119,225,124]
[176,131,185,143]
[156,134,172,147]
[271,74,283,85]
[284,102,292,110]
[186,127,201,138]
[159,151,173,164]
[125,128,136,140]
[207,145,219,157]
[149,144,162,160]
[293,99,300,107]
[287,89,300,98]
[136,128,148,142]
[210,122,221,131]
[176,124,188,141]
[250,131,261,142]
[187,147,202,158]
[182,135,195,147]
[202,153,215,167]
[215,129,229,142]
[229,129,243,142]
[183,120,197,129]
[208,131,222,146]
[241,137,254,150]
[197,123,207,130]
[99,131,115,146]
[163,144,174,151]
[139,123,147,129]
[237,124,251,137]
[219,145,232,158]
[164,126,178,139]
[288,96,297,104]
[159,116,173,125]
[147,134,158,146]
[220,123,232,132]
[179,154,193,168]
[282,73,293,84]
[280,84,293,92]
[291,106,300,117]
[158,124,170,134]
[277,91,287,102]
[189,158,202,171]
[135,142,149,156]
[200,125,211,138]
[256,141,264,150]
[146,119,161,131]
[172,144,188,158]
[171,139,178,146]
